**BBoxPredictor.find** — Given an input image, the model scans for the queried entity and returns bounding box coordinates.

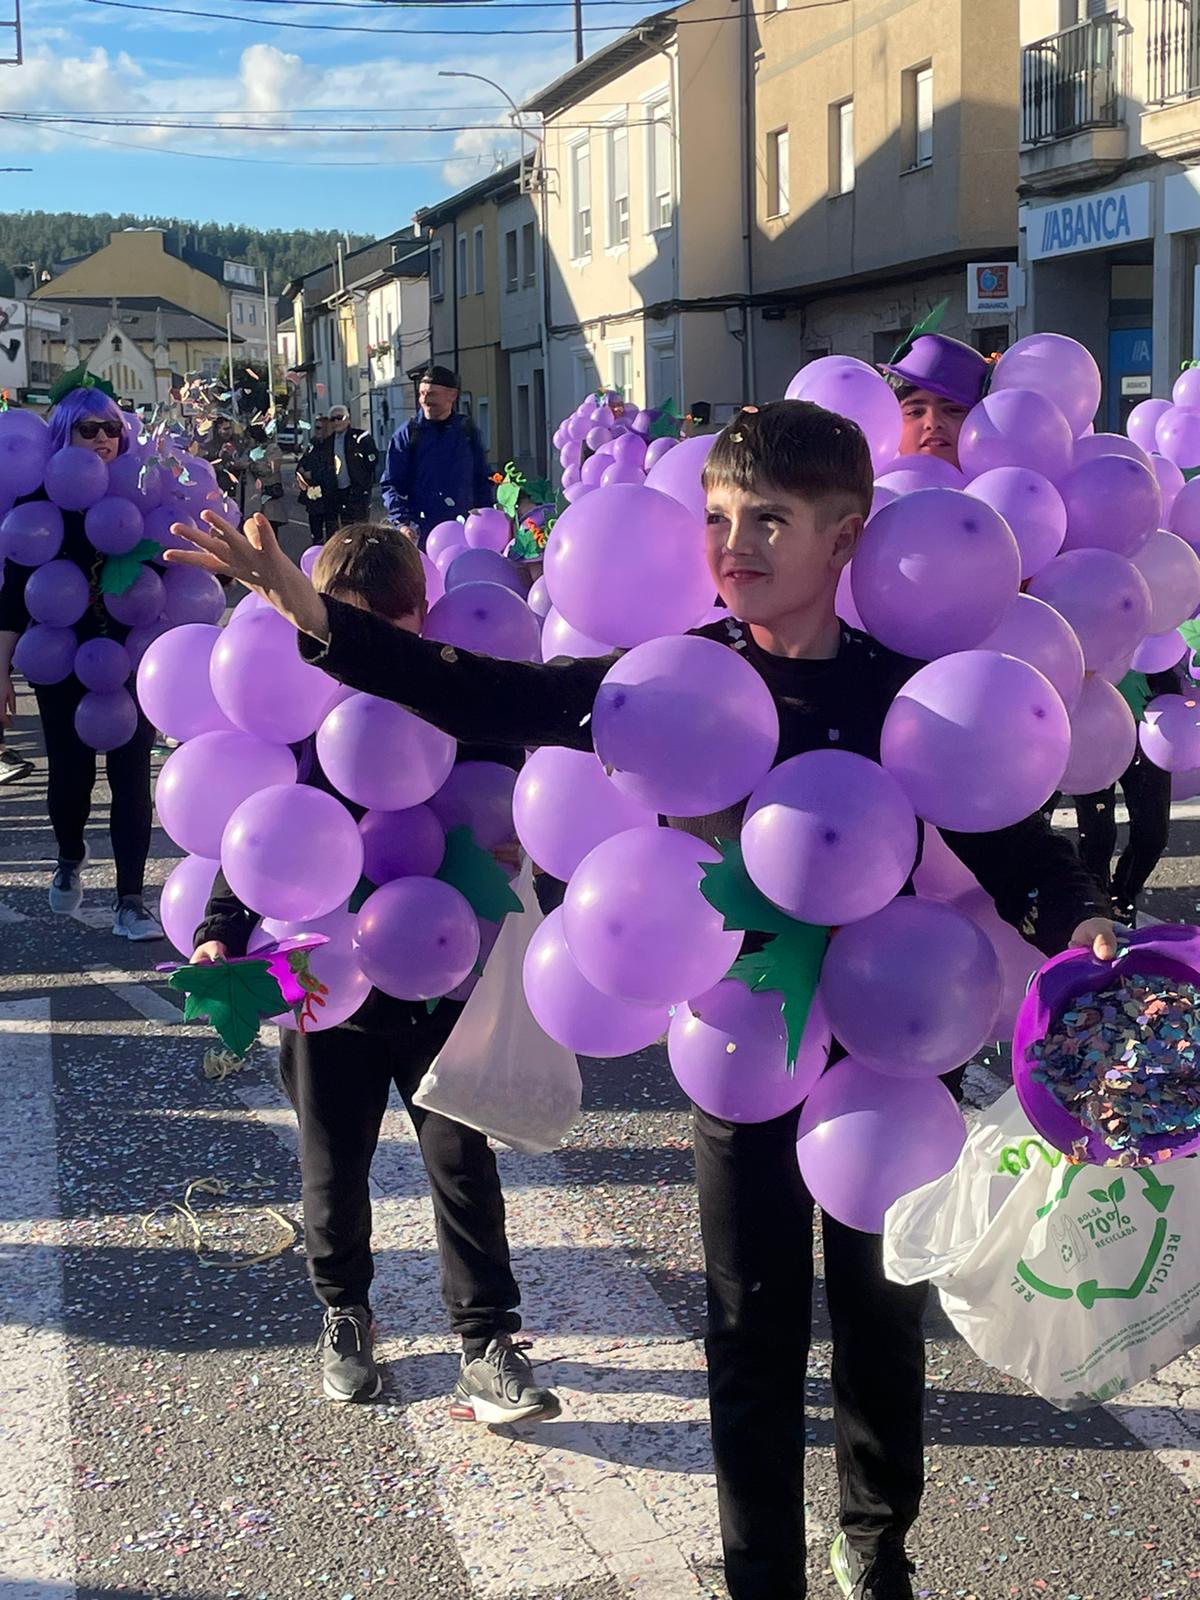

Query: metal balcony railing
[1148,0,1200,104]
[1021,14,1123,145]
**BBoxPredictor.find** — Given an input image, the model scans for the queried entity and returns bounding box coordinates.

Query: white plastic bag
[884,1087,1200,1410]
[413,863,582,1154]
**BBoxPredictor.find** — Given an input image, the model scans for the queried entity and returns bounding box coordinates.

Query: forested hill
[0,212,374,297]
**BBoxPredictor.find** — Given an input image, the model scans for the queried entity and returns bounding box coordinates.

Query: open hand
[1069,917,1119,962]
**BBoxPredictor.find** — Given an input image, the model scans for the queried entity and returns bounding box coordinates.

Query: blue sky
[0,0,638,233]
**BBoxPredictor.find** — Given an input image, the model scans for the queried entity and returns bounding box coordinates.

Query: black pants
[338,491,370,526]
[695,1104,928,1600]
[33,677,154,899]
[277,1006,522,1347]
[1074,749,1173,912]
[307,506,338,544]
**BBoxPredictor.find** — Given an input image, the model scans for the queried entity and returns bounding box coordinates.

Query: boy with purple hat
[882,331,990,470]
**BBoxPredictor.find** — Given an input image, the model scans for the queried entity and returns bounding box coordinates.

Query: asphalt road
[1,530,1199,1600]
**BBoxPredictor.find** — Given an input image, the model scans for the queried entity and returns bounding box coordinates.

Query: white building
[0,296,64,402]
[497,185,548,478]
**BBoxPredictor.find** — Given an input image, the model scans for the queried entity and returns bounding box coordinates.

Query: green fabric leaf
[99,539,162,595]
[1177,619,1200,652]
[167,959,287,1057]
[347,875,377,915]
[496,480,522,519]
[425,997,442,1015]
[728,923,829,1065]
[1116,671,1152,723]
[648,400,681,442]
[436,825,523,923]
[888,299,950,366]
[525,476,552,505]
[47,364,118,406]
[699,839,796,936]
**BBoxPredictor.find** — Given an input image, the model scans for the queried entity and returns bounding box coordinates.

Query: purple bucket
[1011,923,1200,1166]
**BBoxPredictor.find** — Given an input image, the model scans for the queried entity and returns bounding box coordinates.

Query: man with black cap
[381,366,493,543]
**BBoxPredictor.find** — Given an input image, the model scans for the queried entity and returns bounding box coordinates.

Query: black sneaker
[316,1305,382,1402]
[830,1533,916,1600]
[0,746,32,786]
[450,1335,560,1424]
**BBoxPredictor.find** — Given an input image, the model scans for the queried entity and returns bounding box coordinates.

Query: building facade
[1017,0,1200,426]
[497,185,548,478]
[36,301,239,409]
[0,296,64,404]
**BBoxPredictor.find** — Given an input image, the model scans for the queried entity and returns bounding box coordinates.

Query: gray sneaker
[317,1306,382,1402]
[48,857,85,914]
[451,1335,560,1424]
[831,1533,916,1600]
[112,895,164,942]
[0,746,32,785]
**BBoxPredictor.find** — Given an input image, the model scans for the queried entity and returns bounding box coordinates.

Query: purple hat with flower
[881,333,990,409]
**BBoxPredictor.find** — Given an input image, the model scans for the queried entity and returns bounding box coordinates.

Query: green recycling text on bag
[882,1087,1200,1410]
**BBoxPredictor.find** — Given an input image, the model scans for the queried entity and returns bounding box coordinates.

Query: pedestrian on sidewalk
[241,424,288,539]
[190,524,559,1422]
[297,417,338,545]
[0,382,161,939]
[328,406,379,525]
[380,366,492,544]
[167,402,1114,1600]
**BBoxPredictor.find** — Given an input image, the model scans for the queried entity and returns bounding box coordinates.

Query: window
[831,99,855,196]
[505,229,519,292]
[904,64,934,169]
[606,121,630,247]
[575,349,599,401]
[766,127,790,218]
[236,301,244,323]
[610,345,632,398]
[248,304,257,325]
[430,240,444,299]
[522,220,537,285]
[647,336,675,406]
[476,396,491,451]
[473,226,485,295]
[872,329,908,367]
[570,141,592,259]
[972,325,1010,359]
[516,382,531,458]
[646,98,673,231]
[457,233,468,298]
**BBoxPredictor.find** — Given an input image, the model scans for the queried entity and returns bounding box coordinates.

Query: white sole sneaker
[323,1371,383,1403]
[449,1391,561,1424]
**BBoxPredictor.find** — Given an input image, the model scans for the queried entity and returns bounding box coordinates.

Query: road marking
[0,998,77,1600]
[81,967,183,1023]
[0,903,28,924]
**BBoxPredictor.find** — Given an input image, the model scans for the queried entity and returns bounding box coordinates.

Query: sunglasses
[76,420,123,440]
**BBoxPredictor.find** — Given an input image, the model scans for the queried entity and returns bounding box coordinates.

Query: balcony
[1143,0,1200,160]
[1020,15,1128,192]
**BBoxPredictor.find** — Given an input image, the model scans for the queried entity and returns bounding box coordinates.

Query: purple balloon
[956,389,1075,481]
[432,540,467,576]
[642,436,678,471]
[851,489,1020,659]
[527,576,552,619]
[669,982,831,1122]
[586,426,614,451]
[445,546,526,596]
[796,365,901,472]
[419,548,445,607]
[1132,629,1187,674]
[742,749,917,926]
[611,432,647,468]
[513,747,657,883]
[874,457,965,496]
[642,434,716,522]
[161,565,226,627]
[24,560,90,627]
[1072,432,1153,472]
[523,905,670,1058]
[85,496,144,556]
[1168,476,1200,550]
[977,593,1085,713]
[106,454,158,510]
[563,826,741,1006]
[821,897,1001,1077]
[222,783,364,922]
[136,623,235,743]
[1058,455,1160,558]
[12,623,76,685]
[464,509,511,553]
[785,355,870,401]
[1156,406,1200,469]
[161,853,221,958]
[1139,692,1200,773]
[795,1059,966,1233]
[2,500,64,567]
[1131,530,1200,634]
[156,729,297,858]
[881,650,1071,832]
[209,606,341,745]
[354,877,479,1000]
[1153,453,1186,523]
[299,545,320,578]
[1128,397,1173,456]
[1061,675,1137,794]
[592,636,779,817]
[317,691,455,811]
[561,463,582,489]
[561,435,584,464]
[1027,548,1152,674]
[359,804,446,884]
[600,459,646,487]
[426,519,467,561]
[104,566,165,628]
[544,485,711,648]
[562,479,596,505]
[74,636,131,694]
[424,581,541,662]
[427,760,516,849]
[44,446,109,511]
[580,451,612,488]
[144,505,193,552]
[123,618,170,670]
[0,410,52,499]
[991,333,1102,438]
[74,687,139,752]
[1174,369,1200,410]
[275,935,373,1031]
[964,467,1067,580]
[835,564,864,630]
[540,606,613,661]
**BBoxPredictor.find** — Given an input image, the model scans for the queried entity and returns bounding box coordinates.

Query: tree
[218,359,271,418]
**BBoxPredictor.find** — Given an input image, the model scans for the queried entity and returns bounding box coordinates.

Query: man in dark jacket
[328,405,379,524]
[296,417,339,545]
[380,365,493,543]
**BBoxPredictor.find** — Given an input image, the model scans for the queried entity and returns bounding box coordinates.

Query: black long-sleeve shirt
[297,598,1107,958]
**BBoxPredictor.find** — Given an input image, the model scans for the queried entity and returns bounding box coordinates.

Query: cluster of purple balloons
[1,409,230,750]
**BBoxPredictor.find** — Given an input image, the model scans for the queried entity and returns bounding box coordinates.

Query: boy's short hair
[310,523,427,619]
[702,400,874,522]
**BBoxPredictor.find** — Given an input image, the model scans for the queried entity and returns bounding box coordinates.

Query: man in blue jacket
[381,365,493,542]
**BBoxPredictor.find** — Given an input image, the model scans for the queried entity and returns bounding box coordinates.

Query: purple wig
[47,386,130,456]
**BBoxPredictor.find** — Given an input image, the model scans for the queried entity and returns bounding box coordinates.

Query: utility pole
[261,267,274,415]
[574,0,583,63]
[1,0,22,64]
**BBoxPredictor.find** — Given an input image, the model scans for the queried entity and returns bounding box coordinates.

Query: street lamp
[437,68,541,189]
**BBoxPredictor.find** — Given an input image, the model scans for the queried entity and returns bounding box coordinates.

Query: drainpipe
[740,0,756,402]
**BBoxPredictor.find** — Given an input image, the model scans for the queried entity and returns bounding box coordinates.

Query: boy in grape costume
[192,526,558,1422]
[169,404,1115,1600]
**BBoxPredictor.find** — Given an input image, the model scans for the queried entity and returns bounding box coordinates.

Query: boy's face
[898,389,969,467]
[704,481,861,626]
